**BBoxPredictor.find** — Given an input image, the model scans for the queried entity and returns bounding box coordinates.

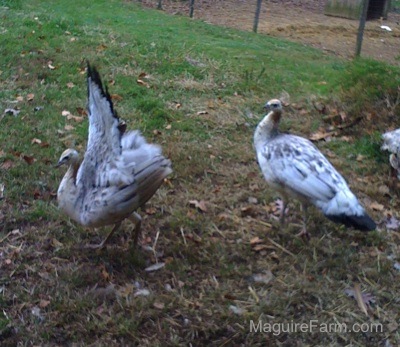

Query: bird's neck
[66,159,81,184]
[57,159,82,222]
[254,110,281,150]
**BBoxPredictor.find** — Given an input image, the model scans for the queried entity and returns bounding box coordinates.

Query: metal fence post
[355,0,370,57]
[253,0,263,33]
[157,0,162,10]
[189,0,195,18]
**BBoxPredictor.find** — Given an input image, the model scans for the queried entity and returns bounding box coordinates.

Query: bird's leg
[279,199,288,226]
[86,222,122,249]
[295,203,310,240]
[128,212,142,248]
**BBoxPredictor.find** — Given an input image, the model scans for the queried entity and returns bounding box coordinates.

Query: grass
[1,0,400,345]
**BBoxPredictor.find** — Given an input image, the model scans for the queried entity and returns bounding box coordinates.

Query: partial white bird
[57,63,172,249]
[254,99,376,236]
[381,128,400,179]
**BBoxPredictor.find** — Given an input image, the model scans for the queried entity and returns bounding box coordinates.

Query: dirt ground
[141,0,400,65]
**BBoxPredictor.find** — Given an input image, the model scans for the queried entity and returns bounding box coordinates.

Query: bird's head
[264,99,283,112]
[56,148,79,168]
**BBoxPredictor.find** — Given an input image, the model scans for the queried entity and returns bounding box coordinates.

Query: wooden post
[355,0,370,57]
[189,0,195,18]
[253,0,263,33]
[157,0,162,10]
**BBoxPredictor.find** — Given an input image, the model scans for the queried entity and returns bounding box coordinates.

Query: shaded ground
[142,0,400,65]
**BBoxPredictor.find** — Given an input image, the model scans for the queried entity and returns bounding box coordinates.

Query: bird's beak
[264,103,270,110]
[55,161,62,168]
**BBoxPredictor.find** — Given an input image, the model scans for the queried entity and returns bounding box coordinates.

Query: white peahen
[57,63,172,248]
[381,128,400,179]
[254,99,376,236]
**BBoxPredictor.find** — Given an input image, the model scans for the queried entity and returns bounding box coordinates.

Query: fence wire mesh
[139,0,400,65]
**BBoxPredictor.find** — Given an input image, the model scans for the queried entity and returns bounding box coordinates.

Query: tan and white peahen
[254,99,376,236]
[57,63,172,248]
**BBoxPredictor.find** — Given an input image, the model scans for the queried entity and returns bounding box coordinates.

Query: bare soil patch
[142,0,400,65]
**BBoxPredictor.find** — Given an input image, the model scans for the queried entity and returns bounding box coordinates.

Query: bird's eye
[64,155,70,161]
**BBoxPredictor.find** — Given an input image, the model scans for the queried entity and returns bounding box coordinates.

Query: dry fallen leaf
[378,184,390,196]
[252,244,271,252]
[52,238,63,248]
[370,202,385,211]
[40,142,50,148]
[66,82,75,88]
[48,63,56,70]
[189,199,207,213]
[96,43,107,52]
[356,154,366,162]
[339,136,353,142]
[39,299,51,308]
[61,110,71,117]
[153,302,165,310]
[345,285,375,316]
[145,207,157,215]
[111,94,123,101]
[76,107,87,116]
[31,138,42,145]
[22,155,36,165]
[117,283,134,298]
[339,111,347,122]
[1,160,15,170]
[68,115,84,122]
[64,124,75,131]
[145,262,165,272]
[136,79,150,88]
[354,284,370,316]
[196,111,208,116]
[27,93,35,101]
[240,205,258,217]
[250,236,263,245]
[309,129,338,141]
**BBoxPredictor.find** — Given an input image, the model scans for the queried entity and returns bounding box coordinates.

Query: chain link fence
[139,0,400,65]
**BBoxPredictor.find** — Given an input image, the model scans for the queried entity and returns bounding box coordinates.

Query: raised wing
[77,63,125,187]
[79,155,172,228]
